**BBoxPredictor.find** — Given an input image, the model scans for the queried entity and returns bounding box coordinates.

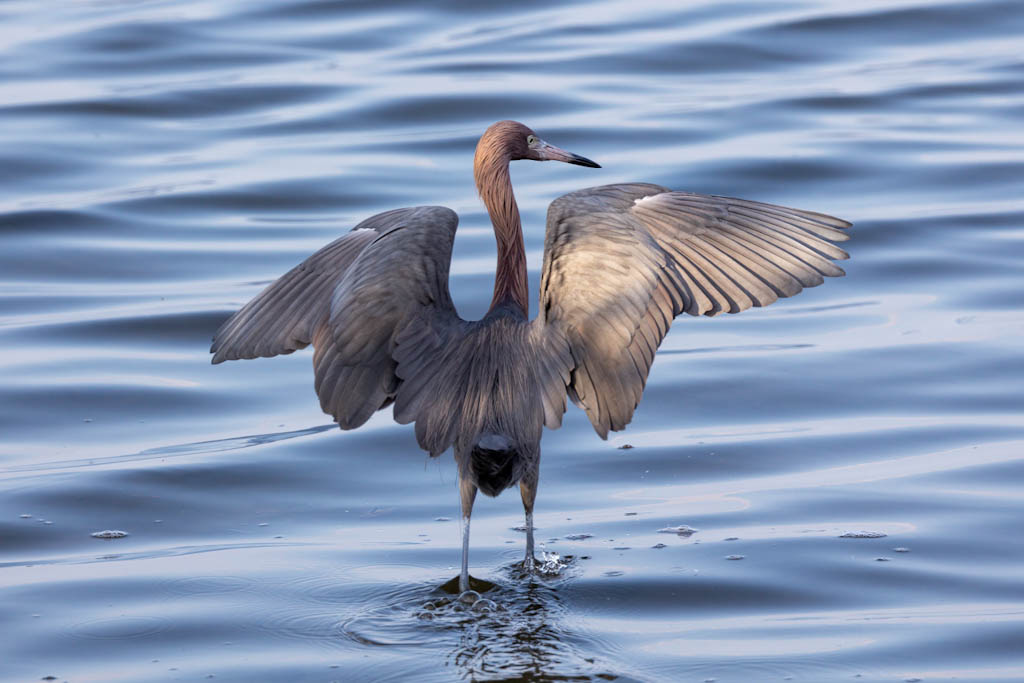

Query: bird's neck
[475,154,528,317]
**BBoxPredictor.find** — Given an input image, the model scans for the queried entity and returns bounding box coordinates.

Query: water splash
[536,549,567,576]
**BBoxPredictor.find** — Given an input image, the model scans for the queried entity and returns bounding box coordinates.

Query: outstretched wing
[532,183,850,438]
[211,206,462,438]
[211,227,379,364]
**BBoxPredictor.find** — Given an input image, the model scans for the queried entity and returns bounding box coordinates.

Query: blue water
[2,1,1024,681]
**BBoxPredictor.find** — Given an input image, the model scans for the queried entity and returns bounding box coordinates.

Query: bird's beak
[538,141,601,168]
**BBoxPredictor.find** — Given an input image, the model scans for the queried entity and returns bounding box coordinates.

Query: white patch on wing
[633,195,658,205]
[352,228,375,233]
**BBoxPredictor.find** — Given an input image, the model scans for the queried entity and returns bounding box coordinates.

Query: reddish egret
[211,120,850,592]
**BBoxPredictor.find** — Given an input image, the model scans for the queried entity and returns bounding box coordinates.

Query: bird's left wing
[532,183,850,438]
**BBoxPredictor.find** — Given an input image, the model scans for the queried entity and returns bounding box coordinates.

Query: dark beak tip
[570,154,601,169]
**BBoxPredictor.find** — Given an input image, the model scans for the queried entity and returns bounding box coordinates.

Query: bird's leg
[459,476,478,593]
[519,473,538,571]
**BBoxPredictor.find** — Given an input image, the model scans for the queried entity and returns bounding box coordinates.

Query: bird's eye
[527,135,538,146]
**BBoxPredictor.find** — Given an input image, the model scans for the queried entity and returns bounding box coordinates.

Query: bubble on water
[724,537,739,541]
[658,525,698,537]
[471,598,497,613]
[893,547,910,553]
[458,590,481,605]
[565,533,592,541]
[725,555,745,561]
[257,522,269,527]
[613,547,631,551]
[651,543,667,549]
[434,517,450,522]
[624,512,637,516]
[604,570,624,577]
[511,524,535,532]
[91,530,128,539]
[617,443,634,450]
[19,514,31,519]
[875,557,890,562]
[839,531,887,538]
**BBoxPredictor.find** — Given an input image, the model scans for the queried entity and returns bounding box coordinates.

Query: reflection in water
[442,564,617,682]
[340,561,621,681]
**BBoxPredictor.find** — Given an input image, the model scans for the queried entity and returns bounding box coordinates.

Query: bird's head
[477,120,601,169]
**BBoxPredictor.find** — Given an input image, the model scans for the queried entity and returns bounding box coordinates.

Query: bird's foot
[440,574,495,595]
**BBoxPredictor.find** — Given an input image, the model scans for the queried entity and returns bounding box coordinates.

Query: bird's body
[212,121,850,592]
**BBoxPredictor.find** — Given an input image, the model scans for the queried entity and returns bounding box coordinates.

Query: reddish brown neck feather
[474,126,529,316]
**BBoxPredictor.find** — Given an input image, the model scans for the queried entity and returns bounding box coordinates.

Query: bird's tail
[469,433,521,497]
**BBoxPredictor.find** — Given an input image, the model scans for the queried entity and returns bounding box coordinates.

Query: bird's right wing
[212,206,464,447]
[210,227,378,364]
[532,183,851,438]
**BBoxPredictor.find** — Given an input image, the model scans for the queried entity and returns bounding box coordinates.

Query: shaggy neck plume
[474,126,529,317]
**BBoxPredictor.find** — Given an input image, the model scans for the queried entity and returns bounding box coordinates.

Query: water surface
[2,1,1024,681]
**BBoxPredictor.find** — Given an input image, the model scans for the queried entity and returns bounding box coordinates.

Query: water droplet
[257,522,269,527]
[893,547,910,553]
[19,514,31,519]
[565,533,592,541]
[724,537,739,541]
[434,517,450,522]
[839,531,887,539]
[875,557,891,562]
[604,570,624,577]
[91,530,129,539]
[651,543,667,549]
[613,547,631,551]
[725,555,745,561]
[618,443,634,450]
[624,512,637,516]
[658,525,698,537]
